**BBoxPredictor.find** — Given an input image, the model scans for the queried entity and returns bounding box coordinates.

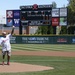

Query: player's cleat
[2,61,4,65]
[7,62,10,65]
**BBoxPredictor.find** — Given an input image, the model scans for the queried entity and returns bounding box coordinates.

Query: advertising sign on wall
[13,19,20,27]
[10,37,16,43]
[22,37,49,44]
[13,10,20,18]
[6,10,20,27]
[57,38,67,43]
[52,18,59,26]
[60,17,67,26]
[7,19,13,26]
[72,38,75,43]
[52,9,59,17]
[60,8,67,17]
[6,10,13,18]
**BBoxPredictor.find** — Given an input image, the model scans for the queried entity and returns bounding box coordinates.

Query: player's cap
[2,32,6,35]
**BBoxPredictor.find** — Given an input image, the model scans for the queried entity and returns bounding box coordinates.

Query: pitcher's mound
[0,62,54,73]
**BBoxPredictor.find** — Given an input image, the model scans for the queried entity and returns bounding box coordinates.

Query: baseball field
[0,44,75,75]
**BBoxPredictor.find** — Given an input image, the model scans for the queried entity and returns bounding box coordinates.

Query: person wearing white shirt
[0,26,15,65]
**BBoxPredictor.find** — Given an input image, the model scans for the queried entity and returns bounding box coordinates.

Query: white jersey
[0,34,12,52]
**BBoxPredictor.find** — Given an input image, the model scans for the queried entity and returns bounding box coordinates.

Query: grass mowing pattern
[0,44,75,75]
[0,55,75,75]
[10,44,75,51]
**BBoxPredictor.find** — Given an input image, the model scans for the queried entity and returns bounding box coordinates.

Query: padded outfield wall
[1,35,74,44]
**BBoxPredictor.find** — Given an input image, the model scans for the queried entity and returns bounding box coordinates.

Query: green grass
[0,55,75,75]
[10,44,75,51]
[0,44,75,52]
[0,44,75,75]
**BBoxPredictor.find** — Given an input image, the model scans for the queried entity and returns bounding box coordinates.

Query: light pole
[1,16,5,33]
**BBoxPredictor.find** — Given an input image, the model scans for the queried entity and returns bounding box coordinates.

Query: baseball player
[0,26,15,65]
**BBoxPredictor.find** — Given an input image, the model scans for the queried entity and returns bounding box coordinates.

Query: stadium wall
[0,35,75,44]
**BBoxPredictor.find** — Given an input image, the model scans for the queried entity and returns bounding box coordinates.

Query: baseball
[13,26,15,28]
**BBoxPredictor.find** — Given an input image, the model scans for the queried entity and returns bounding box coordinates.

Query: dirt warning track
[12,51,75,57]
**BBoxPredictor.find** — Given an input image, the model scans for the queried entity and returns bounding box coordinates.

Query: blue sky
[0,0,68,16]
[0,0,68,23]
